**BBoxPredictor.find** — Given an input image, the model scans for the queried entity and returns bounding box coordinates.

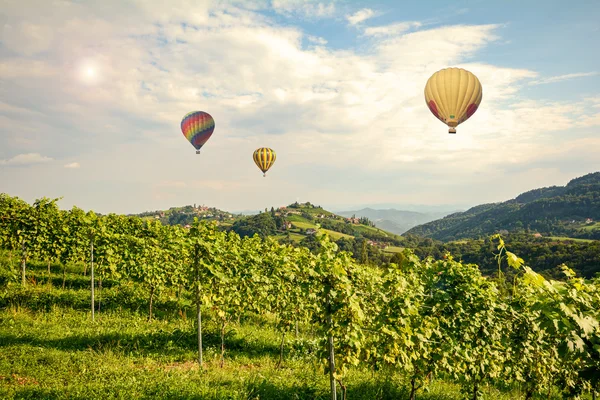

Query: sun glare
[79,62,100,84]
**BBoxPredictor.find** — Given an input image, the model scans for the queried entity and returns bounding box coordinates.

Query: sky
[1,0,599,215]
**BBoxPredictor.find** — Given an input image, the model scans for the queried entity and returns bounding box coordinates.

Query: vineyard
[1,194,600,400]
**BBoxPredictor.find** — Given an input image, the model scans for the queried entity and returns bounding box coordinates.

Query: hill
[134,201,405,250]
[337,208,451,235]
[405,172,600,241]
[230,202,404,248]
[133,204,237,226]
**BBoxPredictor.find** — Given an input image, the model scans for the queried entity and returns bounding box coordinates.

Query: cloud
[0,153,53,166]
[528,71,598,85]
[0,2,598,213]
[306,35,327,45]
[364,21,422,36]
[64,162,80,169]
[271,0,335,18]
[346,8,375,25]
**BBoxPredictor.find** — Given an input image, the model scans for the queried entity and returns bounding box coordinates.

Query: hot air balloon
[253,147,276,177]
[181,111,215,154]
[424,68,482,134]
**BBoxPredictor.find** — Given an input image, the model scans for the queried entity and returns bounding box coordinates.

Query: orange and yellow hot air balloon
[253,147,276,177]
[424,68,482,134]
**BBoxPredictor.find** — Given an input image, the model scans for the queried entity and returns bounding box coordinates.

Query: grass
[547,236,597,243]
[448,240,470,245]
[290,221,317,230]
[320,229,354,241]
[0,254,569,400]
[579,222,600,231]
[383,246,404,253]
[0,306,530,400]
[273,233,305,243]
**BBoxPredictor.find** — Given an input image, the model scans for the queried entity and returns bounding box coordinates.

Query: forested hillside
[405,172,600,241]
[401,233,600,279]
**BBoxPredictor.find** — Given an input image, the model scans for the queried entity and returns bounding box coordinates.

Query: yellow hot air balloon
[253,147,276,177]
[424,68,482,134]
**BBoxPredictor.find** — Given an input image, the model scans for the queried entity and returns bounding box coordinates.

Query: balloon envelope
[253,148,276,177]
[181,111,215,152]
[424,68,482,134]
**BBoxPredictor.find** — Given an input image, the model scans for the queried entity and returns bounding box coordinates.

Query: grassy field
[289,221,354,241]
[0,257,548,400]
[5,305,512,400]
[290,221,317,230]
[383,246,404,254]
[547,236,597,243]
[579,222,600,231]
[273,233,305,243]
[320,229,354,241]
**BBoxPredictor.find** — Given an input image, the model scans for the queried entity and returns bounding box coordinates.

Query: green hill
[405,172,600,241]
[133,204,236,226]
[229,202,404,248]
[135,201,404,250]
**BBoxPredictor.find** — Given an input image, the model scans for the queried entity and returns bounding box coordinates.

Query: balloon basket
[448,128,456,134]
[196,150,201,154]
[263,173,266,178]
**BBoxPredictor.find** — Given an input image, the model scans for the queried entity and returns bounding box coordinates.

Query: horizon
[1,0,599,215]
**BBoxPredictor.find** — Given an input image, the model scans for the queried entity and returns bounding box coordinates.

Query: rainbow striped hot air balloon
[253,147,276,177]
[181,111,215,154]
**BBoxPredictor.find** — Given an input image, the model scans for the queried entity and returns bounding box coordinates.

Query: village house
[533,233,543,238]
[306,229,317,235]
[586,218,593,224]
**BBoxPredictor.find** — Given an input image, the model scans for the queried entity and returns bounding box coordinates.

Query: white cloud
[271,0,335,18]
[0,2,598,213]
[364,21,422,36]
[307,35,327,45]
[528,71,598,85]
[2,22,55,56]
[346,8,375,25]
[0,153,53,166]
[64,162,80,169]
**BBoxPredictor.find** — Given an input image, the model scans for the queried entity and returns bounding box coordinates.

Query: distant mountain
[337,208,452,235]
[330,203,467,214]
[405,172,600,242]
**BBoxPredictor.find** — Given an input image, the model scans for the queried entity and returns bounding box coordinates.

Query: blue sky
[1,0,599,214]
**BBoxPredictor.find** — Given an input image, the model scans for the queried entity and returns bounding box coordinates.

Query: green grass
[285,214,309,223]
[0,306,532,400]
[289,221,354,241]
[290,221,317,230]
[547,236,597,243]
[273,233,305,243]
[321,229,354,241]
[0,254,566,400]
[448,240,470,245]
[383,246,404,253]
[579,222,600,231]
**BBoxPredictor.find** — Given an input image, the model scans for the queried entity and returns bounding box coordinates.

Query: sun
[79,62,100,84]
